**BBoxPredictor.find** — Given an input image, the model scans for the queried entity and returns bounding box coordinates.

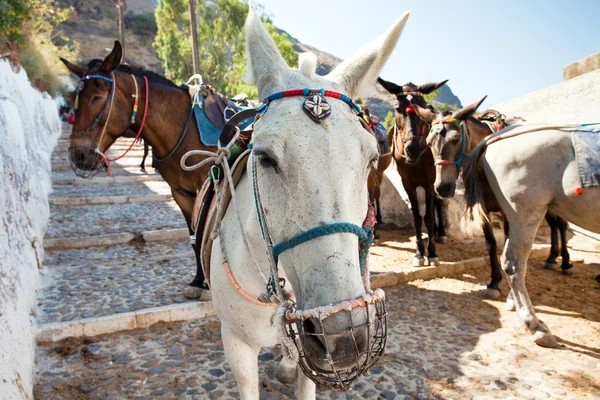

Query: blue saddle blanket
[572,126,600,188]
[192,93,254,147]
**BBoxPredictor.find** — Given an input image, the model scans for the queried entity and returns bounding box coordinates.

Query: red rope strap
[104,76,149,175]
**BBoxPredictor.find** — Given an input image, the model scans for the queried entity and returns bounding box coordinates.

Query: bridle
[431,117,471,170]
[69,72,149,177]
[254,88,386,391]
[394,92,432,161]
[181,87,387,391]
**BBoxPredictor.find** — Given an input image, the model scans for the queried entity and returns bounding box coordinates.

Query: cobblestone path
[37,127,192,325]
[35,251,600,399]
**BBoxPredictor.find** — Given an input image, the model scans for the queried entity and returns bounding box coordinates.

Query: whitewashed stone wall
[0,61,60,399]
[491,69,600,123]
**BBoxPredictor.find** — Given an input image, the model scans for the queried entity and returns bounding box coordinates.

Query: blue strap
[454,124,466,170]
[273,222,372,260]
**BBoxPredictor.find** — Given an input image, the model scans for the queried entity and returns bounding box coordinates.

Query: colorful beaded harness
[256,88,363,123]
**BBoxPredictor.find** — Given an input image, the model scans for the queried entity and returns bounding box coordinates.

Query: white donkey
[186,5,410,399]
[462,123,600,347]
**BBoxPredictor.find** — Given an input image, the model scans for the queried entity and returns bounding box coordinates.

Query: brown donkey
[61,41,223,300]
[378,77,449,266]
[414,98,573,299]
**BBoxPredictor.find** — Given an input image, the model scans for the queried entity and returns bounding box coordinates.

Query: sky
[257,0,600,107]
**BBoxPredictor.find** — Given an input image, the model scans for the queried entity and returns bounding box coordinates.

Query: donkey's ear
[417,80,448,95]
[60,58,85,77]
[413,103,437,124]
[377,77,403,95]
[100,41,123,74]
[453,96,487,121]
[243,5,288,100]
[327,11,410,98]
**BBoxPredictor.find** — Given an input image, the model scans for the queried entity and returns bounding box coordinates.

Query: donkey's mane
[117,64,184,90]
[87,59,183,90]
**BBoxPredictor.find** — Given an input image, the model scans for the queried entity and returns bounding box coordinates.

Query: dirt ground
[34,229,600,399]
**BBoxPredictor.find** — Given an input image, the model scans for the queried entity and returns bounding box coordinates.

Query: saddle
[188,84,254,146]
[190,109,257,287]
[477,109,507,133]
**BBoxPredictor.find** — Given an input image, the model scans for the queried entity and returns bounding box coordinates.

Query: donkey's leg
[171,189,209,300]
[275,356,297,384]
[424,190,440,266]
[407,189,426,267]
[222,326,261,400]
[140,140,148,172]
[482,221,502,299]
[543,214,560,270]
[297,367,316,400]
[434,197,447,243]
[502,219,516,310]
[502,211,558,348]
[375,189,383,225]
[557,216,573,275]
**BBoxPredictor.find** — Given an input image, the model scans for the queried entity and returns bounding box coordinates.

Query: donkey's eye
[255,151,279,172]
[90,95,103,105]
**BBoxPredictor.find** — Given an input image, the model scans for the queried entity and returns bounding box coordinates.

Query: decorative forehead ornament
[255,88,362,124]
[73,74,114,110]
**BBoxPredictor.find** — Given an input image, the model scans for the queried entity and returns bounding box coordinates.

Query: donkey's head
[245,6,409,384]
[415,97,487,197]
[61,41,134,177]
[378,78,447,162]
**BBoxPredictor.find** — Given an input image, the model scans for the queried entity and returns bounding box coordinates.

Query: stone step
[52,166,162,185]
[45,201,187,241]
[53,159,155,171]
[36,239,196,325]
[50,180,171,199]
[53,173,163,186]
[50,194,173,206]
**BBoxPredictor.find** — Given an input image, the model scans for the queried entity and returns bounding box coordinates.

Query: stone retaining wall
[492,69,600,123]
[0,61,60,399]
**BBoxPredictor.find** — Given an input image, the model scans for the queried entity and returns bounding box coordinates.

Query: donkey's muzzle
[68,144,105,178]
[435,181,456,198]
[284,289,387,391]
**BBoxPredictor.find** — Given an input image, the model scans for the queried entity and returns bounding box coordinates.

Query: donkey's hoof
[543,261,557,270]
[412,257,425,267]
[483,288,501,300]
[562,266,574,276]
[427,257,440,266]
[505,297,516,311]
[184,286,212,301]
[532,331,559,348]
[435,236,448,244]
[275,364,297,384]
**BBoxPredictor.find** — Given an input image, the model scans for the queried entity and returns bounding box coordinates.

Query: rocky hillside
[57,0,460,120]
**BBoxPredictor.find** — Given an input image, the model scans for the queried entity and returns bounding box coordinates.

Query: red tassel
[575,187,584,196]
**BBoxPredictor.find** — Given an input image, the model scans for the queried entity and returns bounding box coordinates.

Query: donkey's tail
[461,139,489,235]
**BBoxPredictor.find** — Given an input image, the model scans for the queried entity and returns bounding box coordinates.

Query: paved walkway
[34,251,600,399]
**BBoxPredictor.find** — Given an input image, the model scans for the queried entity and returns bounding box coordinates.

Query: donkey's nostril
[303,318,327,350]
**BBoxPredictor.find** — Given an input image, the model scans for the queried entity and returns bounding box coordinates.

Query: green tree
[382,111,396,132]
[1,0,78,95]
[153,0,298,98]
[423,89,439,105]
